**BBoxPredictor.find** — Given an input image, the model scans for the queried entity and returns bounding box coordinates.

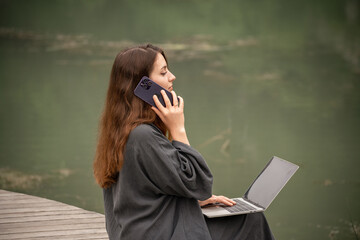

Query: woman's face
[149,53,176,91]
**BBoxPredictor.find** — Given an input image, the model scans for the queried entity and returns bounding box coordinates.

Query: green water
[1,1,359,239]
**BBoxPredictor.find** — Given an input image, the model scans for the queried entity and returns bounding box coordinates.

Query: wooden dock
[0,189,108,240]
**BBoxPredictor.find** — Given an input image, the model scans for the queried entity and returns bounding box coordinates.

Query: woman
[93,44,275,240]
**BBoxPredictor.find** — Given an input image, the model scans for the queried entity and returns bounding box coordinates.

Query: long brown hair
[93,44,168,188]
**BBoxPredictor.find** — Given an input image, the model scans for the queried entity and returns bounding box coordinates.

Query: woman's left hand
[152,90,189,145]
[198,195,236,207]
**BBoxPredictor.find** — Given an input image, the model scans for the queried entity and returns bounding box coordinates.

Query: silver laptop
[201,156,299,218]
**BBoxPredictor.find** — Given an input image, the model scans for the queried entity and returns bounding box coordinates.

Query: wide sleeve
[127,124,213,201]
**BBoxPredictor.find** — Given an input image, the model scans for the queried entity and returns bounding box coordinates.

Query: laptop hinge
[244,198,265,210]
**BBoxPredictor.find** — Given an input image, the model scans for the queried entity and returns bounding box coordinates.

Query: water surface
[0,1,359,239]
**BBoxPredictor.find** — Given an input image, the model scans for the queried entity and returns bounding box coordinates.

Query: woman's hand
[152,90,190,145]
[198,195,236,207]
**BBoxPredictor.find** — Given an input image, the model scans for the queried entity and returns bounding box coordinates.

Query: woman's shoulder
[128,123,164,143]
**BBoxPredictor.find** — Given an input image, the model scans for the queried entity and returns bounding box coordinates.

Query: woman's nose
[169,71,176,82]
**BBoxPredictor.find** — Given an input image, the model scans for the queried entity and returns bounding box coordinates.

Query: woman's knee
[244,212,269,228]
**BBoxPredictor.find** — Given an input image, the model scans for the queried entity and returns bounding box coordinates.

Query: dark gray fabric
[103,124,213,240]
[103,123,275,240]
[205,213,275,240]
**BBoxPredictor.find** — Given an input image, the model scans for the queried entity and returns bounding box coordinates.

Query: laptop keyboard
[222,199,259,213]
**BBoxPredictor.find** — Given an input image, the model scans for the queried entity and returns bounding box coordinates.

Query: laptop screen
[244,156,299,209]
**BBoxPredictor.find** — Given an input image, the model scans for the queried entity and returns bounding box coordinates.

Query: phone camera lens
[140,79,152,90]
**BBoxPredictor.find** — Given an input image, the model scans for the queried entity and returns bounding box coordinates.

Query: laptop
[201,156,299,218]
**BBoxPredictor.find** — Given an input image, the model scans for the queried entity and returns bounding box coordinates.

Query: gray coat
[103,123,214,240]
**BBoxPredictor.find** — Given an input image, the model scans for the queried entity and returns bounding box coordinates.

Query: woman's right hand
[198,195,236,207]
[151,90,190,145]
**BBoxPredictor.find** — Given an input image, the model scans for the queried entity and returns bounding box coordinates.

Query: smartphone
[134,76,177,108]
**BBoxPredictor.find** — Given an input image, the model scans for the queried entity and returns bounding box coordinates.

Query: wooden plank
[1,219,104,227]
[0,209,95,219]
[0,222,106,234]
[25,233,109,240]
[0,193,75,207]
[0,194,33,200]
[0,228,107,239]
[0,206,80,214]
[0,191,32,198]
[0,213,103,224]
[0,201,72,209]
[0,190,108,240]
[0,217,105,229]
[0,198,54,205]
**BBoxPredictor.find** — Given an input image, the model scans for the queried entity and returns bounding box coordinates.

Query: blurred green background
[0,0,359,239]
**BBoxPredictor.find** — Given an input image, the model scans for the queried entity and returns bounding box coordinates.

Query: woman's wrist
[171,128,190,145]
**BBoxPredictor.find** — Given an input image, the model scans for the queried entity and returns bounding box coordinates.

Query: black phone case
[134,76,175,108]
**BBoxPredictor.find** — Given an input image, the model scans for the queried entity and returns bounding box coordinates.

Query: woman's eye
[161,72,167,76]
